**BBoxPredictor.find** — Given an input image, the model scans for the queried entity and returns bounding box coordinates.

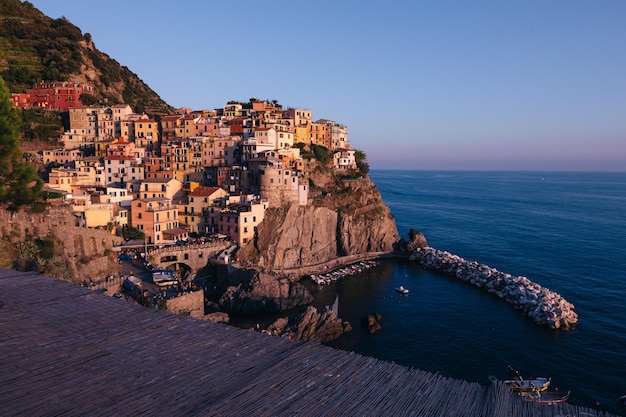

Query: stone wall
[1,205,123,282]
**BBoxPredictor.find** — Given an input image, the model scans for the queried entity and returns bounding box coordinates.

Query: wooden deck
[0,268,617,417]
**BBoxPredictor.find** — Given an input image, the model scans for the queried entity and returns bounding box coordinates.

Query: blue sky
[27,1,626,171]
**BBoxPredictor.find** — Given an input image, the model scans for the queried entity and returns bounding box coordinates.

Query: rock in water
[268,306,352,342]
[361,313,382,334]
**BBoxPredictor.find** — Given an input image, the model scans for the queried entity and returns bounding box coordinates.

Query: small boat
[520,389,570,405]
[152,270,178,287]
[504,377,551,392]
[394,286,409,295]
[126,275,142,288]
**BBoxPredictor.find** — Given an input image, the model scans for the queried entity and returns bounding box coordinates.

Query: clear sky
[26,0,626,171]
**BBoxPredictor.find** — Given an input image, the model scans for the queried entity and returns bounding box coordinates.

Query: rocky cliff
[207,267,313,316]
[238,171,399,271]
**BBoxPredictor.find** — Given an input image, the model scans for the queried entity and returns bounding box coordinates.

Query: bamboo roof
[0,268,615,417]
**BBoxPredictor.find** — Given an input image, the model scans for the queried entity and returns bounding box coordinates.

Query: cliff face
[238,170,399,271]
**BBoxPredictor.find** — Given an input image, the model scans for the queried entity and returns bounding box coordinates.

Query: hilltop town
[14,85,363,248]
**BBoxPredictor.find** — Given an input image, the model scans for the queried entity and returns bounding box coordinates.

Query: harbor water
[308,170,626,416]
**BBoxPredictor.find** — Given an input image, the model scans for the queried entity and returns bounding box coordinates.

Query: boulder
[218,270,313,315]
[361,313,382,334]
[201,312,230,323]
[268,306,352,342]
[406,229,429,251]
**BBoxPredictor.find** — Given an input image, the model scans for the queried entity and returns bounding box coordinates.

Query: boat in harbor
[309,260,378,285]
[152,270,178,287]
[394,285,409,295]
[520,389,570,405]
[503,377,551,392]
[503,365,550,392]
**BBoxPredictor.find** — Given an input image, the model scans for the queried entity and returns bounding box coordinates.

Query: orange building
[309,122,328,148]
[131,197,184,244]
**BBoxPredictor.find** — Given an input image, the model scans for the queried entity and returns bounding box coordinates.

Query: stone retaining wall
[410,247,578,330]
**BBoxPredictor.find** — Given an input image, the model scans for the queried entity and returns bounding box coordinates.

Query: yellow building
[95,138,115,158]
[84,203,115,228]
[138,178,183,200]
[47,168,96,194]
[310,122,328,148]
[180,186,229,234]
[134,119,159,148]
[161,139,206,182]
[293,125,310,145]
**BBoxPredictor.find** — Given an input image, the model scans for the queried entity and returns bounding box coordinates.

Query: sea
[304,170,626,416]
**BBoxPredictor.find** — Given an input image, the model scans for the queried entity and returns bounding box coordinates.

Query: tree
[311,144,330,164]
[0,75,43,208]
[354,149,369,176]
[122,224,145,241]
[80,93,99,106]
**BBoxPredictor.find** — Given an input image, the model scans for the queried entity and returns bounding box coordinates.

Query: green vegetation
[0,1,83,91]
[0,0,172,118]
[122,224,145,241]
[8,236,72,279]
[0,76,43,208]
[79,93,99,106]
[20,108,64,141]
[354,149,369,176]
[311,144,330,164]
[41,190,64,200]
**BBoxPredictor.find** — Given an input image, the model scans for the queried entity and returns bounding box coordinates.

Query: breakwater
[410,247,579,330]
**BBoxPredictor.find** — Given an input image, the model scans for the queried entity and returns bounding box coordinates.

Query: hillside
[0,0,173,117]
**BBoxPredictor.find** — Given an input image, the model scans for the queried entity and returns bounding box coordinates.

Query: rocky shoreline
[410,247,579,330]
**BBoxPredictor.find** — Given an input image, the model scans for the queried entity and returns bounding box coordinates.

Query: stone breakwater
[410,247,579,330]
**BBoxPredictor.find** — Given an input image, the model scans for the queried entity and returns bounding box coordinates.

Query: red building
[11,81,95,110]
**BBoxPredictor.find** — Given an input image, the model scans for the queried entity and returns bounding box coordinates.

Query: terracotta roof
[189,186,222,197]
[105,155,135,161]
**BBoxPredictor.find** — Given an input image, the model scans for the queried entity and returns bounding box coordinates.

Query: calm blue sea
[308,170,626,415]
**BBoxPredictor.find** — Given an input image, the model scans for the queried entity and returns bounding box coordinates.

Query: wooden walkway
[0,268,617,417]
